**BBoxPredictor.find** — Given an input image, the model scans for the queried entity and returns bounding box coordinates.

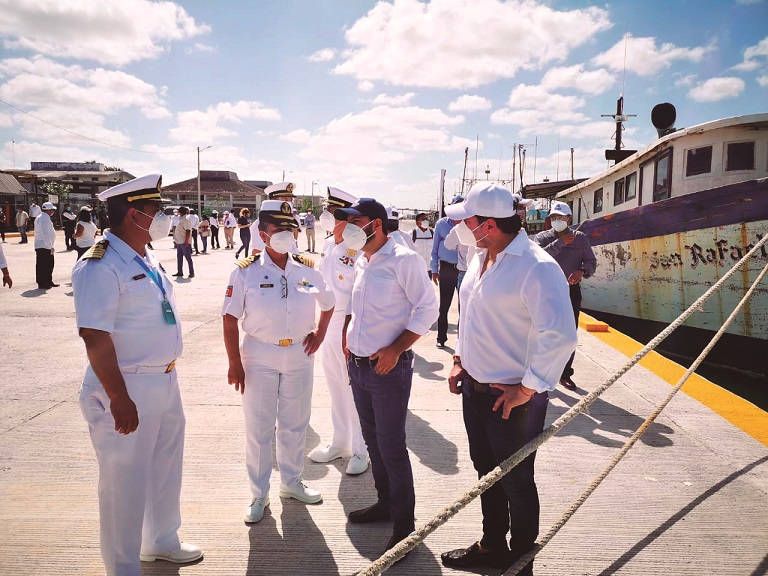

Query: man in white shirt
[172,207,194,279]
[440,183,577,575]
[188,209,201,255]
[385,206,416,251]
[34,201,58,289]
[337,198,439,555]
[223,210,237,249]
[411,213,434,278]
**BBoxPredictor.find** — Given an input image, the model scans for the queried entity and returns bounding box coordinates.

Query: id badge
[161,298,177,325]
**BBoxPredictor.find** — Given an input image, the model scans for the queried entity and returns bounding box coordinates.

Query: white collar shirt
[457,230,577,393]
[318,241,359,313]
[72,231,183,368]
[33,212,56,250]
[188,214,200,227]
[347,237,439,357]
[222,249,335,347]
[412,226,434,270]
[224,214,237,227]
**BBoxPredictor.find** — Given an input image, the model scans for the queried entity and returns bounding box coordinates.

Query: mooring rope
[356,231,768,575]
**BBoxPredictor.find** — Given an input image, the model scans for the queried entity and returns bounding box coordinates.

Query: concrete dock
[1,231,766,575]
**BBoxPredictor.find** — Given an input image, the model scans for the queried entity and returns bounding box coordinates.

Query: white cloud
[10,106,133,148]
[732,36,768,72]
[333,0,611,89]
[448,95,492,112]
[357,80,375,92]
[593,35,714,76]
[0,112,11,128]
[688,77,745,102]
[169,101,281,144]
[756,75,768,87]
[540,65,615,95]
[280,129,312,144]
[308,48,337,63]
[187,42,216,54]
[674,73,697,87]
[372,92,415,106]
[505,84,586,111]
[0,0,210,66]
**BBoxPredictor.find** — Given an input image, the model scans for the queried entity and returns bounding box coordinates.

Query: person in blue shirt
[430,196,461,347]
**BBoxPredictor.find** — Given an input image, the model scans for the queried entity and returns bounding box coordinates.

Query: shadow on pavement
[21,288,46,297]
[407,410,459,475]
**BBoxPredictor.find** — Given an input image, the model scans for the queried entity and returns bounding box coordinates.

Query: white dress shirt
[72,231,183,368]
[443,225,471,272]
[224,214,237,228]
[347,238,439,357]
[249,219,265,251]
[389,230,416,251]
[318,241,359,314]
[76,220,98,248]
[456,230,577,393]
[29,204,41,218]
[412,226,434,271]
[33,212,56,250]
[187,213,200,228]
[0,243,7,270]
[222,250,335,358]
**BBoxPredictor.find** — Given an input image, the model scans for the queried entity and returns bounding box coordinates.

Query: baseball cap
[444,182,518,220]
[550,201,572,217]
[41,201,56,210]
[334,197,388,225]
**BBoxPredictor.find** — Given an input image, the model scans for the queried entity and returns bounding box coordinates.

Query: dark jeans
[348,350,415,536]
[236,229,251,258]
[562,283,582,379]
[437,260,459,343]
[64,225,76,250]
[191,229,199,254]
[175,243,194,275]
[18,226,27,243]
[210,225,220,249]
[201,235,208,252]
[462,378,548,566]
[35,248,54,288]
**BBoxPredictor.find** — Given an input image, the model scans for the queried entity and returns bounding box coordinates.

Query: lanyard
[133,255,167,300]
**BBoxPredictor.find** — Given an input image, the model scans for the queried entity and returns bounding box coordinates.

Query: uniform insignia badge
[292,254,315,268]
[82,239,109,260]
[225,285,233,297]
[346,248,357,258]
[235,254,259,269]
[338,274,344,280]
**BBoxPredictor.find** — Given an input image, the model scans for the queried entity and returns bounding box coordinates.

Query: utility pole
[460,147,469,195]
[197,145,212,215]
[532,136,538,184]
[570,147,575,180]
[511,143,517,194]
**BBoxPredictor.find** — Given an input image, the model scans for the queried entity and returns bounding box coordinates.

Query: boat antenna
[473,134,479,182]
[460,146,468,195]
[621,32,629,97]
[602,95,636,163]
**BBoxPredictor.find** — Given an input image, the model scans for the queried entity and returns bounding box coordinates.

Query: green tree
[40,181,73,205]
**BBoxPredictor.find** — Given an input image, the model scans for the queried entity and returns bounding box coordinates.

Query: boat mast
[460,146,468,195]
[602,96,637,164]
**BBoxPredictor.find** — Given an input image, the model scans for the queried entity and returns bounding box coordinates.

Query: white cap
[41,201,56,210]
[444,182,518,220]
[386,205,399,219]
[550,201,572,217]
[97,174,166,203]
[259,199,299,228]
[265,181,295,199]
[512,193,534,208]
[325,186,358,208]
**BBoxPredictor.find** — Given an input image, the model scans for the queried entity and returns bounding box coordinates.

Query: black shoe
[437,340,446,348]
[173,273,183,277]
[348,501,391,524]
[441,542,511,569]
[49,283,60,288]
[188,274,195,278]
[560,377,577,391]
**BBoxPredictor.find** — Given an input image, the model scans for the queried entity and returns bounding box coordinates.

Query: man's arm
[580,234,597,278]
[223,314,245,393]
[342,314,352,361]
[430,220,442,278]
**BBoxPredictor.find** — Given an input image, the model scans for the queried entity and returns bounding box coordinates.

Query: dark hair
[386,218,399,232]
[77,208,92,223]
[178,206,189,215]
[476,214,522,235]
[240,208,250,217]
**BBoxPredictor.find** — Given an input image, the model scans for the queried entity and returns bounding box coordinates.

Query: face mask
[455,220,487,247]
[319,211,335,230]
[417,220,427,230]
[266,230,294,254]
[551,219,569,233]
[135,209,172,242]
[342,221,373,250]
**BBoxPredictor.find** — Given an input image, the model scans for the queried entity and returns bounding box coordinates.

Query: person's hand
[110,393,139,435]
[2,272,11,289]
[342,331,350,362]
[561,231,575,246]
[448,363,466,395]
[567,270,583,285]
[228,359,246,394]
[50,248,54,255]
[303,330,326,356]
[490,384,535,419]
[432,273,440,285]
[370,344,402,375]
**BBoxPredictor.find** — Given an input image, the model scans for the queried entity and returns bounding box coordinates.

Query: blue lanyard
[133,256,167,300]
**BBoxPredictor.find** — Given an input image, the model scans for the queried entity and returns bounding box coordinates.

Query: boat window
[593,188,603,213]
[653,150,672,202]
[613,179,625,206]
[685,146,712,177]
[726,141,755,171]
[625,172,637,201]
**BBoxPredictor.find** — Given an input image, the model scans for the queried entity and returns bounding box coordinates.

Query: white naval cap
[265,181,295,199]
[549,200,572,217]
[259,199,299,228]
[41,201,56,210]
[97,174,167,203]
[386,205,399,220]
[444,181,518,220]
[325,186,358,209]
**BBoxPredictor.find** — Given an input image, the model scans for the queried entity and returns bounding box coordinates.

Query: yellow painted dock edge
[579,312,768,447]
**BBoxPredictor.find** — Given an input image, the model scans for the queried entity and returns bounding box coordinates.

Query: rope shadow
[595,455,768,576]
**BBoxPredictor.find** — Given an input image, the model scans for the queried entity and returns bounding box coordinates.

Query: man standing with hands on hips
[73,174,202,576]
[440,182,576,575]
[337,198,438,556]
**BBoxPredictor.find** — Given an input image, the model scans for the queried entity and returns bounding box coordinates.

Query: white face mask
[417,220,428,230]
[319,211,335,231]
[455,220,486,247]
[135,209,172,242]
[551,219,569,233]
[266,230,295,254]
[342,221,373,250]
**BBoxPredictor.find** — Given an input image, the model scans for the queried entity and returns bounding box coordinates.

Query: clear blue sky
[0,0,766,208]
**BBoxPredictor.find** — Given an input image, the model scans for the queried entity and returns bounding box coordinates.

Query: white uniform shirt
[318,241,358,314]
[456,230,577,393]
[188,213,200,229]
[72,232,183,368]
[412,226,434,270]
[33,212,56,250]
[224,214,237,228]
[222,250,335,351]
[0,243,7,270]
[443,225,471,272]
[29,204,41,218]
[249,219,264,251]
[76,220,98,248]
[389,230,416,251]
[347,238,439,357]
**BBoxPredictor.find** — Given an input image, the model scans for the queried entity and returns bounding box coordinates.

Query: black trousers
[462,379,547,569]
[562,283,582,379]
[35,248,54,288]
[210,225,220,249]
[437,260,459,343]
[64,225,76,250]
[191,229,199,254]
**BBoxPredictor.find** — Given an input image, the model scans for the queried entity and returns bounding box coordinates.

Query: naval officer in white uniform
[249,182,301,254]
[73,175,202,576]
[223,200,335,524]
[308,187,369,475]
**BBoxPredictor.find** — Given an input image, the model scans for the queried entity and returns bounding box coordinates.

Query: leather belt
[121,360,176,374]
[463,375,511,396]
[349,353,377,367]
[439,260,457,268]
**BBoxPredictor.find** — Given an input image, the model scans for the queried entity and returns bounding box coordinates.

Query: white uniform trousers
[318,310,367,456]
[79,367,185,576]
[242,338,314,498]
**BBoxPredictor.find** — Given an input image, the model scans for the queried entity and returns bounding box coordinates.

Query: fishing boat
[555,103,768,374]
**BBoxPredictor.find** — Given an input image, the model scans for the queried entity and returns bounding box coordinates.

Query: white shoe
[308,444,349,463]
[244,496,270,523]
[280,480,322,504]
[346,453,370,476]
[140,542,203,563]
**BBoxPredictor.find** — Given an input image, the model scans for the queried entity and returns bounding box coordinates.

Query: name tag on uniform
[260,283,274,288]
[132,273,147,280]
[161,298,177,325]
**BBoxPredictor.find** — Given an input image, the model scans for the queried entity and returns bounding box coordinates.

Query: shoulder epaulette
[82,239,109,260]
[235,254,259,269]
[345,248,358,258]
[293,254,315,268]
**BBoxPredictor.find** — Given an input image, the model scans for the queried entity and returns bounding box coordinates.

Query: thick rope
[503,259,768,575]
[357,231,768,576]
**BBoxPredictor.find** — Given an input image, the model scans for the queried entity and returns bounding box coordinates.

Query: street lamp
[197,145,213,215]
[311,180,318,212]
